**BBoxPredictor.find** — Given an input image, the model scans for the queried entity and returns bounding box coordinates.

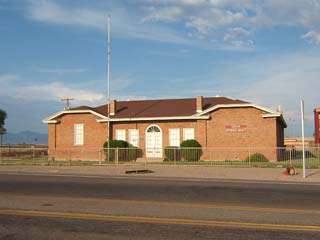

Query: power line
[61,97,74,110]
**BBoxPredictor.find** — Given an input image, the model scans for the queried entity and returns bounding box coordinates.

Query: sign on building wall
[225,124,247,132]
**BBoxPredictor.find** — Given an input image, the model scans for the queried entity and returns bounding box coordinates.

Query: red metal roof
[73,97,248,118]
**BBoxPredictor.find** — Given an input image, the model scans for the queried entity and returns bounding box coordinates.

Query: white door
[146,125,162,158]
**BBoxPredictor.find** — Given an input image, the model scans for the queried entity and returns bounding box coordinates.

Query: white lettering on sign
[225,124,247,132]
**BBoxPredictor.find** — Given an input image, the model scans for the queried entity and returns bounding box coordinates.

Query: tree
[0,109,7,146]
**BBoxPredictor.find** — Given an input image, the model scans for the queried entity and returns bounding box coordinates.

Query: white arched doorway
[145,125,163,158]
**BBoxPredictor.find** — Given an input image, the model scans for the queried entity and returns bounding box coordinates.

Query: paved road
[0,173,320,239]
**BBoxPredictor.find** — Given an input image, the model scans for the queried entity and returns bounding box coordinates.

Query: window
[74,124,84,146]
[116,129,126,141]
[128,129,139,147]
[147,126,161,132]
[169,128,180,147]
[183,128,194,141]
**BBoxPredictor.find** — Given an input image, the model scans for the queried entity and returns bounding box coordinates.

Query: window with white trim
[183,128,194,141]
[115,129,126,141]
[128,129,139,147]
[74,124,84,146]
[169,128,180,147]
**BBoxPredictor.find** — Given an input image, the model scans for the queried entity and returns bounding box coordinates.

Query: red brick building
[43,96,286,161]
[315,107,320,145]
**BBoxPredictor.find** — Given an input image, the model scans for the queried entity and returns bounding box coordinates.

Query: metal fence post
[174,147,176,165]
[32,146,35,161]
[106,148,109,164]
[0,146,2,163]
[68,149,71,165]
[289,148,292,166]
[145,151,147,169]
[115,148,119,166]
[248,147,251,167]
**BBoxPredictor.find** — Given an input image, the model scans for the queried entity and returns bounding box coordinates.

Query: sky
[0,0,319,136]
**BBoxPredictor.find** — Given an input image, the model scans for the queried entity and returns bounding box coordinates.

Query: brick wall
[197,107,283,161]
[111,120,197,149]
[48,113,107,160]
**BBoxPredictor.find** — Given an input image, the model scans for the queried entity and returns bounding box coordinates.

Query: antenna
[106,14,111,156]
[107,14,111,112]
[61,97,74,110]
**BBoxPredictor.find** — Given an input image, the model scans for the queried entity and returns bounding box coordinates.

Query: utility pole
[107,14,111,161]
[61,98,74,110]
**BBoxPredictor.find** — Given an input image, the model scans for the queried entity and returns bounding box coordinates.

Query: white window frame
[183,128,195,141]
[74,124,84,146]
[115,129,126,141]
[128,129,139,147]
[169,128,180,147]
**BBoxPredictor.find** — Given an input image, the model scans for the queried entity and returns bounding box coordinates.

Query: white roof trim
[97,115,210,122]
[195,103,279,116]
[45,120,59,124]
[262,113,281,118]
[194,103,287,127]
[43,109,210,124]
[42,110,108,124]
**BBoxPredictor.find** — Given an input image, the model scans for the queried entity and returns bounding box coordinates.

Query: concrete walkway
[0,165,319,183]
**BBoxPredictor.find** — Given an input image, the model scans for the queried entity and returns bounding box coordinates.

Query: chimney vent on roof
[110,100,116,116]
[196,96,204,113]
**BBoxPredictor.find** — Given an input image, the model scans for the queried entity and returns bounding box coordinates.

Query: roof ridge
[95,96,239,106]
[117,97,195,103]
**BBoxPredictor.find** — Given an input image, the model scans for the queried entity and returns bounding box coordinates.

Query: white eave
[42,110,108,124]
[195,103,287,127]
[262,113,281,118]
[43,109,210,124]
[97,115,210,122]
[195,103,278,116]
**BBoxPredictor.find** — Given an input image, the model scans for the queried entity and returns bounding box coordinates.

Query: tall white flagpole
[107,14,111,160]
[300,99,306,178]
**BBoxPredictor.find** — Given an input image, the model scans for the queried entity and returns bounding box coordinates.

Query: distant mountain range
[2,131,48,145]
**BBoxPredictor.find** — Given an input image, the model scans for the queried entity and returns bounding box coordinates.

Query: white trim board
[194,103,286,127]
[194,103,280,117]
[97,115,210,122]
[42,110,108,124]
[43,110,210,124]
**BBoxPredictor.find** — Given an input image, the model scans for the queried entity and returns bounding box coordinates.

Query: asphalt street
[0,173,320,239]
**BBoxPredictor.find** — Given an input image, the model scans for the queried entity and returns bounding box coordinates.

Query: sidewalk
[0,165,320,183]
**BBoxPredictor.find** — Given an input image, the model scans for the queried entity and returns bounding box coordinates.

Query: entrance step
[136,157,164,163]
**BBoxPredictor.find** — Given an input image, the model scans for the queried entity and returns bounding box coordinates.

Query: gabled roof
[94,97,247,118]
[43,96,286,127]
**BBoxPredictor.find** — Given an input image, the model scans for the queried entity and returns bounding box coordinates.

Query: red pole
[315,109,319,145]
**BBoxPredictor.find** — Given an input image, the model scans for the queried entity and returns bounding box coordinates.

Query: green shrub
[164,146,181,161]
[245,153,269,162]
[180,140,202,162]
[127,144,143,161]
[103,140,128,149]
[103,140,141,162]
